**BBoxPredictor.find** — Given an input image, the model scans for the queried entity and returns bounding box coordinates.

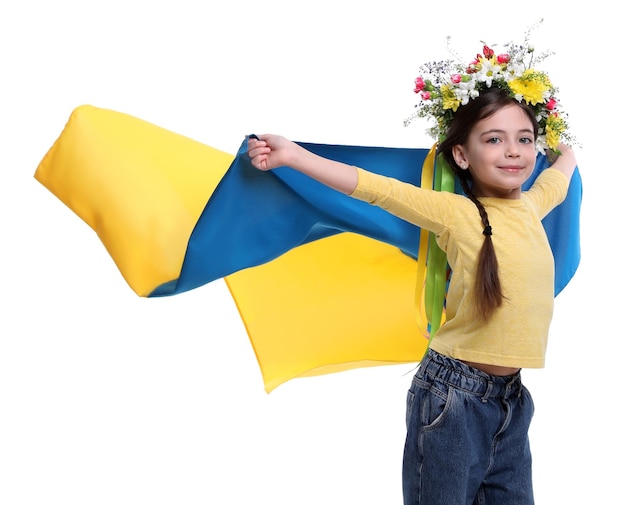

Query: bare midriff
[462,361,521,377]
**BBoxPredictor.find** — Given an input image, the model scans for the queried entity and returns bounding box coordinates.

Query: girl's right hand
[247,133,359,194]
[247,134,299,171]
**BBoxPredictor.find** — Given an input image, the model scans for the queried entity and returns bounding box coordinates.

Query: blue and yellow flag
[34,105,582,392]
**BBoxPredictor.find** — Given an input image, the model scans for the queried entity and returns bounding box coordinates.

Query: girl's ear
[452,145,469,170]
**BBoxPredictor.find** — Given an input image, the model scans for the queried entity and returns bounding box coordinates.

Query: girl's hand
[247,133,359,194]
[247,134,298,171]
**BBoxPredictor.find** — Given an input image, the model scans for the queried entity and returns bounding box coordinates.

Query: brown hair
[438,87,539,320]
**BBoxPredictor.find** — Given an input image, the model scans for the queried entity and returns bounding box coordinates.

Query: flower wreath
[404,22,575,154]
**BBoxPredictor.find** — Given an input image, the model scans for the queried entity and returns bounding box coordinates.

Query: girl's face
[451,104,536,199]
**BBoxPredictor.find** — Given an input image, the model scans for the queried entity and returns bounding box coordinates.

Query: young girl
[247,49,577,504]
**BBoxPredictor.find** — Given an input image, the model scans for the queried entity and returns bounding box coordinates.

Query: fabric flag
[34,105,583,392]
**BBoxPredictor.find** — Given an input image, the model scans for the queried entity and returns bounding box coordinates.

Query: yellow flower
[509,70,552,105]
[441,85,461,111]
[546,114,565,150]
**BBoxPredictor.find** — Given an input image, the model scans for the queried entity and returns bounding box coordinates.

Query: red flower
[546,97,557,110]
[450,73,462,84]
[483,45,494,58]
[421,91,431,101]
[497,53,510,64]
[414,76,425,93]
[467,58,479,73]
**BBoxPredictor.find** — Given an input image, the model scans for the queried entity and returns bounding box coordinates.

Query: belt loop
[481,380,493,403]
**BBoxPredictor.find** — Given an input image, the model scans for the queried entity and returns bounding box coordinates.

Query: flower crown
[405,26,574,154]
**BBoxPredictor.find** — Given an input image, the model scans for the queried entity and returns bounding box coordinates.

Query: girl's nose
[506,142,520,157]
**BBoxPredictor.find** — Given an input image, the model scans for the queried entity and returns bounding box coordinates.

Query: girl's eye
[519,137,534,144]
[486,137,501,144]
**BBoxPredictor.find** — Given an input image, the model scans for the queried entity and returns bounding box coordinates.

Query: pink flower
[414,76,425,93]
[467,58,479,73]
[497,53,510,64]
[450,73,462,84]
[546,98,557,110]
[483,45,494,58]
[421,91,431,101]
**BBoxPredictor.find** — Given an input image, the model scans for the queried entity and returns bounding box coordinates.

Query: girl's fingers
[248,145,269,159]
[246,134,275,171]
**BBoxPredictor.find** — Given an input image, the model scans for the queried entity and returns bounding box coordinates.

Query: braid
[436,88,536,320]
[457,177,505,320]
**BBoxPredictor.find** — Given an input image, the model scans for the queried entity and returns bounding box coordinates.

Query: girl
[247,85,576,503]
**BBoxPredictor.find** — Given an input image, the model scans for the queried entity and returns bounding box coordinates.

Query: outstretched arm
[247,134,358,194]
[549,143,578,181]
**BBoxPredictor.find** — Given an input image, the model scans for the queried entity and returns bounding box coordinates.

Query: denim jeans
[402,349,535,505]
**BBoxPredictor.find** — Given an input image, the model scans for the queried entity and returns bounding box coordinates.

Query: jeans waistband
[419,349,523,402]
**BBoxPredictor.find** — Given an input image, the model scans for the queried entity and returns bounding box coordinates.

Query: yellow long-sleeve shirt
[350,167,570,368]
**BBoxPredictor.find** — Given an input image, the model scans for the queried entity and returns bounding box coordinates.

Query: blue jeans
[403,349,535,505]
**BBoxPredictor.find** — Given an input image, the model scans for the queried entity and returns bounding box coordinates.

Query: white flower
[506,61,526,78]
[536,135,548,154]
[454,82,473,105]
[456,79,479,104]
[475,59,503,87]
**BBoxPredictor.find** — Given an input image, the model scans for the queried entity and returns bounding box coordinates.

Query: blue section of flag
[150,137,581,297]
[533,153,583,295]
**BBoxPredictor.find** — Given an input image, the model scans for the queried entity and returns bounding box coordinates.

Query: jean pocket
[521,385,535,421]
[405,373,430,429]
[421,382,456,430]
[405,389,416,429]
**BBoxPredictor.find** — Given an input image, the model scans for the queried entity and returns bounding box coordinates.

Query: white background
[1,1,622,503]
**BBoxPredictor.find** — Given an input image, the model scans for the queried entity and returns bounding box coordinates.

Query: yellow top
[350,167,570,368]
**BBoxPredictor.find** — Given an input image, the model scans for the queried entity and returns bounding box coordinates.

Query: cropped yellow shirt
[350,167,570,368]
